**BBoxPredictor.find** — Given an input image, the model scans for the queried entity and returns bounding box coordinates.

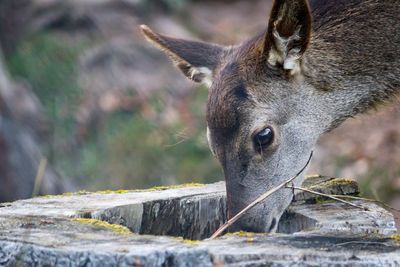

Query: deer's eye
[254,127,274,150]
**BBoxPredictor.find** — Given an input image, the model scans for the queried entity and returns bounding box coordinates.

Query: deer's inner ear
[140,25,224,86]
[263,0,312,75]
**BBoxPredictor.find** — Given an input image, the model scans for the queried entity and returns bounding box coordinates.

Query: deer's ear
[264,0,312,74]
[140,25,224,87]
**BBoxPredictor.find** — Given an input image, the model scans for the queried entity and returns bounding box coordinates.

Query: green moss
[37,183,206,199]
[325,178,355,185]
[37,190,90,199]
[143,183,205,191]
[92,189,131,194]
[77,183,204,194]
[391,234,400,242]
[311,178,357,189]
[89,183,205,194]
[226,231,258,237]
[305,174,323,179]
[224,231,264,243]
[175,237,201,245]
[72,218,131,235]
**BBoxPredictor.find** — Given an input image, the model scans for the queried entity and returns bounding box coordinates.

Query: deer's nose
[268,218,277,232]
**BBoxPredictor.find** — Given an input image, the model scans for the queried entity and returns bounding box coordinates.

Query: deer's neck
[303,0,400,128]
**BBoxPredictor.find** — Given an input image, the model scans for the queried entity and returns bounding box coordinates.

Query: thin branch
[291,185,400,214]
[208,151,313,240]
[287,187,400,222]
[315,194,400,221]
[286,185,370,211]
[327,195,400,213]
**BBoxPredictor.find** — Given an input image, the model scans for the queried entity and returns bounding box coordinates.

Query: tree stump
[0,176,399,266]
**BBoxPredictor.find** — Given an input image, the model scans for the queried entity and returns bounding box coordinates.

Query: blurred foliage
[74,89,222,190]
[359,167,400,202]
[161,0,190,10]
[7,33,82,118]
[6,33,85,161]
[138,0,191,13]
[323,155,400,203]
[5,31,222,190]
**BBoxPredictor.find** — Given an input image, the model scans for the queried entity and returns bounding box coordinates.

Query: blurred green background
[5,30,221,190]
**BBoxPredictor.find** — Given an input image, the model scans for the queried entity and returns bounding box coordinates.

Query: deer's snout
[228,203,279,233]
[224,160,296,233]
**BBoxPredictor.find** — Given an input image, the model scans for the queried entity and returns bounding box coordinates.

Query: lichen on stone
[225,231,266,243]
[310,178,357,190]
[305,174,323,179]
[143,183,205,192]
[96,183,205,193]
[175,237,201,245]
[93,189,131,194]
[226,231,257,237]
[38,190,92,198]
[37,183,206,199]
[320,178,355,186]
[72,218,131,235]
[391,234,400,242]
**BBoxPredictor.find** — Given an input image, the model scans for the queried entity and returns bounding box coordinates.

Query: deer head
[141,0,320,232]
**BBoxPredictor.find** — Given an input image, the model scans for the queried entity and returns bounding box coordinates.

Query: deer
[141,0,400,233]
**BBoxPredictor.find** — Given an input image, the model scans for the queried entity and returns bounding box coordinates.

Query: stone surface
[0,176,399,266]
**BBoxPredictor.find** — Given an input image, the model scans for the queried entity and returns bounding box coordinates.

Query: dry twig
[304,193,400,221]
[287,187,400,221]
[208,152,313,240]
[326,195,400,214]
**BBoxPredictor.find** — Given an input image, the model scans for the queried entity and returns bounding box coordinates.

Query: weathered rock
[294,176,359,203]
[0,177,399,266]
